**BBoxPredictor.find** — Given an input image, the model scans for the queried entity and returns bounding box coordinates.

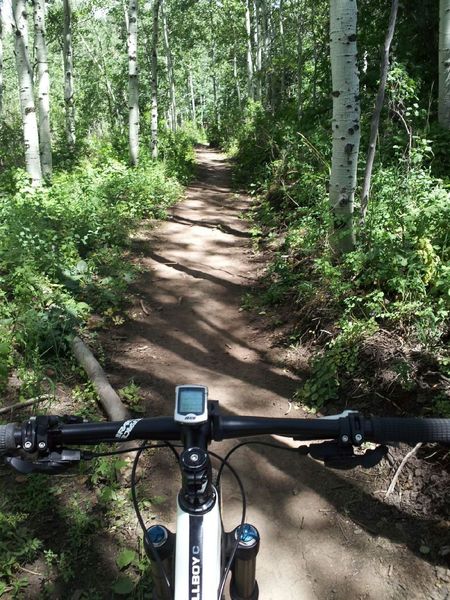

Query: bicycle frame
[174,492,222,600]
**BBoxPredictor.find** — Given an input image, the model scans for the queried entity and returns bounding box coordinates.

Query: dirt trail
[103,148,444,599]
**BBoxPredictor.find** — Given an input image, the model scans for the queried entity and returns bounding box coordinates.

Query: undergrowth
[230,104,450,415]
[0,127,194,399]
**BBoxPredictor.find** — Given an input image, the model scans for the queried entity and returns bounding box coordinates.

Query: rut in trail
[102,148,441,600]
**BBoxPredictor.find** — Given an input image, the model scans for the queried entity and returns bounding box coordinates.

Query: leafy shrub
[0,149,185,392]
[159,126,197,183]
[233,104,450,412]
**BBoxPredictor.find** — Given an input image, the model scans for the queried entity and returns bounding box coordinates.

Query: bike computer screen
[174,385,208,425]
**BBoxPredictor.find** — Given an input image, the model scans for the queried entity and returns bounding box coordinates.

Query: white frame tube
[174,490,222,600]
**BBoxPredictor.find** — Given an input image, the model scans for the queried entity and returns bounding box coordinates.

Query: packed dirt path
[103,148,445,599]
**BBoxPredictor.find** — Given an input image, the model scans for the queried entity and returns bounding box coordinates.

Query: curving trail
[103,148,441,600]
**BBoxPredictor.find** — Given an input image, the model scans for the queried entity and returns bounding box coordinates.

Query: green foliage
[297,320,378,411]
[119,381,144,413]
[0,148,185,391]
[232,95,450,412]
[159,126,197,184]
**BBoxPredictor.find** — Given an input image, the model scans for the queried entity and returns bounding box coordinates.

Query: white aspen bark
[0,0,3,117]
[209,0,218,127]
[32,0,52,178]
[122,0,129,32]
[80,33,119,127]
[329,0,360,254]
[63,0,75,149]
[12,0,42,185]
[200,92,204,128]
[150,0,161,160]
[279,0,285,104]
[360,0,398,224]
[233,52,242,108]
[253,0,262,101]
[188,65,196,124]
[439,0,450,128]
[311,9,318,104]
[128,0,139,166]
[161,0,176,131]
[245,0,254,100]
[297,3,304,119]
[260,0,270,106]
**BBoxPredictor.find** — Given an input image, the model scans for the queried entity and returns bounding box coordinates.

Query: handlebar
[1,409,450,453]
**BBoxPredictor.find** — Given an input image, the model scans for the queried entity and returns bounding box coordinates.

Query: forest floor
[97,147,449,599]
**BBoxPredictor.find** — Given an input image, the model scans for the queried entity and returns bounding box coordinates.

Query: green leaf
[112,576,135,595]
[76,260,88,273]
[151,495,167,506]
[116,549,136,570]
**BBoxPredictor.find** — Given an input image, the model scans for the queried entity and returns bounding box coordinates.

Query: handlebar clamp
[338,412,364,446]
[20,415,84,454]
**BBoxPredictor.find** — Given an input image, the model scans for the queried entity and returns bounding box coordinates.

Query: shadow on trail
[145,251,244,292]
[0,468,127,598]
[99,148,446,597]
[169,214,251,238]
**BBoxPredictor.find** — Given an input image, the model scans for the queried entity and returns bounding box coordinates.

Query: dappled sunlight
[100,148,446,599]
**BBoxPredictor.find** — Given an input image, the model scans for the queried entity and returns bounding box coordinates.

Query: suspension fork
[225,524,260,600]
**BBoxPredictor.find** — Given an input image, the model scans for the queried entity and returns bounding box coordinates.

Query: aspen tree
[329,0,360,253]
[32,0,52,178]
[161,0,176,131]
[12,0,42,185]
[360,0,398,223]
[0,0,3,117]
[245,0,254,100]
[188,66,196,124]
[150,0,161,159]
[128,0,139,165]
[439,0,450,128]
[63,0,75,149]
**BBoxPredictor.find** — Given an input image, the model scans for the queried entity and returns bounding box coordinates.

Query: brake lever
[299,441,389,470]
[4,449,81,475]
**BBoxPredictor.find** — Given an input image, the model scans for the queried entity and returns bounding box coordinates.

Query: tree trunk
[260,0,270,107]
[188,65,196,124]
[311,8,318,105]
[63,0,75,149]
[253,0,262,101]
[245,0,254,100]
[329,0,360,254]
[233,52,242,109]
[80,33,119,129]
[297,3,304,120]
[360,0,399,224]
[128,0,139,166]
[0,0,3,118]
[279,0,285,105]
[161,0,176,131]
[439,0,450,128]
[32,0,52,179]
[150,0,161,159]
[12,0,42,186]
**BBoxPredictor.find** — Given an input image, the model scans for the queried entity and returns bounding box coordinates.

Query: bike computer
[174,385,208,425]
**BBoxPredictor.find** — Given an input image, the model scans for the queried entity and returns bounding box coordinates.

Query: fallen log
[71,336,142,485]
[71,336,130,421]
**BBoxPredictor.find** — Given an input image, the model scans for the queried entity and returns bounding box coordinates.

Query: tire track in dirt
[101,148,442,600]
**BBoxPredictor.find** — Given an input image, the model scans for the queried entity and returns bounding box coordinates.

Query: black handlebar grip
[0,424,18,452]
[370,418,450,444]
